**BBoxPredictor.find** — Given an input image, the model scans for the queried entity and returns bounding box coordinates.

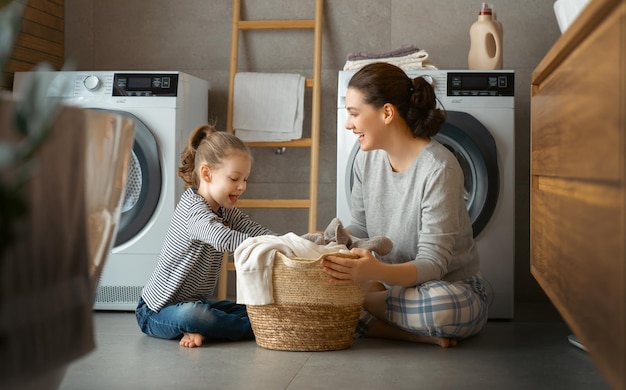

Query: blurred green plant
[0,0,66,256]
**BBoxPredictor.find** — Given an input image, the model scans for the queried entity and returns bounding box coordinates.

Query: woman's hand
[321,248,379,285]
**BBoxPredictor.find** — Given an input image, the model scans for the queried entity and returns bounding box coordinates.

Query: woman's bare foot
[366,321,458,348]
[441,337,457,348]
[180,333,205,348]
[409,334,458,348]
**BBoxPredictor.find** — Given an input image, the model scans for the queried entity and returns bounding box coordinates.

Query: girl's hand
[321,248,379,285]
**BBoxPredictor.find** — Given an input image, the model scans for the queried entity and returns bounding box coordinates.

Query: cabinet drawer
[530,176,623,382]
[531,8,620,182]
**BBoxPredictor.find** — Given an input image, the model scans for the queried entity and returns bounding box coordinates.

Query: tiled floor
[58,303,610,390]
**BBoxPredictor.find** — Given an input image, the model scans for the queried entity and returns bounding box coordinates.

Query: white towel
[343,50,438,71]
[234,232,350,305]
[233,72,305,142]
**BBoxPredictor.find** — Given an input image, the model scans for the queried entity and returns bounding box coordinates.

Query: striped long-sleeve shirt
[141,187,274,312]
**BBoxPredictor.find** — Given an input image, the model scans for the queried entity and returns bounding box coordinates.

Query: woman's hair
[178,124,252,189]
[347,62,446,138]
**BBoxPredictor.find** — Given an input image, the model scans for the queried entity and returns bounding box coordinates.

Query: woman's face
[344,87,387,152]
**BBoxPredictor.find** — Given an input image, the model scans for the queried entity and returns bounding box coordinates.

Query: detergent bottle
[468,3,503,70]
[492,4,503,69]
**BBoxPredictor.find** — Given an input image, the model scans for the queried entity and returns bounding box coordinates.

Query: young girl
[136,124,274,348]
[323,63,489,348]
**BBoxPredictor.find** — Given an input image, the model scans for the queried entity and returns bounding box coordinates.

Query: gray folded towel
[347,44,420,61]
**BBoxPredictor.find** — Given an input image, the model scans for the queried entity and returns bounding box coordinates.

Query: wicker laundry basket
[246,251,365,352]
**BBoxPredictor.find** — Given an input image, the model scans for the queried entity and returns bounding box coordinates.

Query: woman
[323,63,489,348]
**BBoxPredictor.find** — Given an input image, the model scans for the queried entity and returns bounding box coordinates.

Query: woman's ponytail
[406,77,446,138]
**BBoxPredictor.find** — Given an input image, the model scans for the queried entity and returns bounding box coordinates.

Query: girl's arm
[224,207,276,236]
[186,202,254,253]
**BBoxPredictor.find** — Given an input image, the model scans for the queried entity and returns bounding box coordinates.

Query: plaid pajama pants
[356,274,490,339]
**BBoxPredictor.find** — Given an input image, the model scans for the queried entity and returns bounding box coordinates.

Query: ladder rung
[237,20,315,30]
[246,138,312,148]
[237,199,311,208]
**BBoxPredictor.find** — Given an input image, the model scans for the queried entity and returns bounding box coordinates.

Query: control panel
[112,73,179,97]
[447,72,514,96]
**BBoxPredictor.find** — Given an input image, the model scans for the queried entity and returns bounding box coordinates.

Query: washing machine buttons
[83,75,101,90]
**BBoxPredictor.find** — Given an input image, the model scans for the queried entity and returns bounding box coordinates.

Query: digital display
[447,72,514,96]
[462,76,485,88]
[127,77,152,89]
[113,73,179,96]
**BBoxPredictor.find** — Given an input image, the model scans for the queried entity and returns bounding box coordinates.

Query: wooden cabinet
[530,0,625,388]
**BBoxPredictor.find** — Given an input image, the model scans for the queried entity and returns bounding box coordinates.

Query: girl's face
[344,87,388,152]
[199,150,252,211]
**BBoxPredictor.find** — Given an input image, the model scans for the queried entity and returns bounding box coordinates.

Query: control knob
[83,75,100,90]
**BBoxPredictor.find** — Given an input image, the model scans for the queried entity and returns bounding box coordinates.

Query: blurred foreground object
[0,95,134,389]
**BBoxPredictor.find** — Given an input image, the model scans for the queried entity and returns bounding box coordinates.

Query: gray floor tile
[59,311,609,390]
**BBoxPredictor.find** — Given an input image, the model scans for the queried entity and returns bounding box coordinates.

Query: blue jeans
[135,297,254,341]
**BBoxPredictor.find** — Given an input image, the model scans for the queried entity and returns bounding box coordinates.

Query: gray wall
[65,0,562,306]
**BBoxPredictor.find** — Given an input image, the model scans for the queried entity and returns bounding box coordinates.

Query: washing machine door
[346,110,498,238]
[435,111,499,238]
[87,109,162,247]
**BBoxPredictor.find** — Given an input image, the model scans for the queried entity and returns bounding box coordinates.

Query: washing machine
[13,71,210,310]
[337,70,515,319]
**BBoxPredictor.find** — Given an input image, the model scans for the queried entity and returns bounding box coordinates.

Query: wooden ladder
[217,0,323,300]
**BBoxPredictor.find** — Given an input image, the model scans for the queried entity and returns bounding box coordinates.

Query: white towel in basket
[233,72,305,142]
[234,233,349,305]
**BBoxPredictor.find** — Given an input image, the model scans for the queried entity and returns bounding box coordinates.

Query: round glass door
[88,109,162,247]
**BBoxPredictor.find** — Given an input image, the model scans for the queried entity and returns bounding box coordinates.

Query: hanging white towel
[233,72,305,142]
[234,232,350,305]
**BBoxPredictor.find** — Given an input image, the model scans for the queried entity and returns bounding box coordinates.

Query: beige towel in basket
[234,233,350,305]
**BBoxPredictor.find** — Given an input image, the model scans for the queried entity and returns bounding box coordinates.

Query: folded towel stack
[343,44,438,71]
[233,72,305,142]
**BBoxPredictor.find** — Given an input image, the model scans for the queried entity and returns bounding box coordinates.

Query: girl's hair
[347,62,446,138]
[178,124,252,189]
